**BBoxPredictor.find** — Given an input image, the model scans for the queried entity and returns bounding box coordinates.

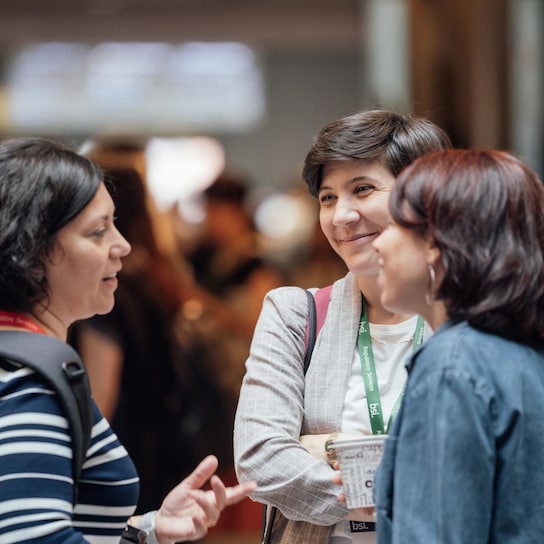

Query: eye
[355,183,375,195]
[93,227,107,238]
[319,193,336,206]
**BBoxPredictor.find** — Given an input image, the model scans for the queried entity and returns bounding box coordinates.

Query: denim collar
[405,319,458,372]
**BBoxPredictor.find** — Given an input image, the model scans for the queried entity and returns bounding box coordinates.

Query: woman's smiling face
[318,159,395,279]
[373,218,434,318]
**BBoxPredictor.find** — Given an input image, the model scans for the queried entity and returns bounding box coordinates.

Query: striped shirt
[0,360,139,543]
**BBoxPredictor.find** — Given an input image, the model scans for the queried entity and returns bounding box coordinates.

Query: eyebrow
[84,213,111,227]
[319,175,377,193]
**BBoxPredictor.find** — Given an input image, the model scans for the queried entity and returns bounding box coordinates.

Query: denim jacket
[375,321,544,543]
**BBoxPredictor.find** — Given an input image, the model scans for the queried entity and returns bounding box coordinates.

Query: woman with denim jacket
[369,149,544,542]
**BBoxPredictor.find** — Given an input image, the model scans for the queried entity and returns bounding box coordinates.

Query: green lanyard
[357,299,425,435]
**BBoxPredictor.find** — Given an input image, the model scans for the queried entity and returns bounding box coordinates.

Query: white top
[331,316,431,543]
[235,273,432,542]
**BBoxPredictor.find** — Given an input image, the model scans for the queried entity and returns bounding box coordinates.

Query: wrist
[139,510,159,544]
[122,510,159,544]
[324,432,338,466]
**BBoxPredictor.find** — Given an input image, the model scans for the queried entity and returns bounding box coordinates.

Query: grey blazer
[234,272,362,543]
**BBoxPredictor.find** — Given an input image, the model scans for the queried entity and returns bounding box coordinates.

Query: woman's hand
[154,455,257,542]
[299,433,331,462]
[332,462,376,522]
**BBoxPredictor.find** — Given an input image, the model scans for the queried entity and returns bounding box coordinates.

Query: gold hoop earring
[425,264,436,306]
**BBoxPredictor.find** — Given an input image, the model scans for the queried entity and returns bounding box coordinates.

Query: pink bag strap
[314,284,333,339]
[303,284,332,373]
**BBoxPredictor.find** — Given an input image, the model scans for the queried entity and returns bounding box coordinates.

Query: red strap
[0,311,47,335]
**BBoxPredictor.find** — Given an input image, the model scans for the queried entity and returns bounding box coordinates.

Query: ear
[425,238,441,267]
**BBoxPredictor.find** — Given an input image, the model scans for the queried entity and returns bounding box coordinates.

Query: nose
[112,229,131,258]
[333,197,359,226]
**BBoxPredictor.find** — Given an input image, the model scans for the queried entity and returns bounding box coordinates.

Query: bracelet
[139,510,159,544]
[122,510,159,544]
[324,432,339,465]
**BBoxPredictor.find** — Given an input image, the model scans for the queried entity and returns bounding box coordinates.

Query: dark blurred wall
[219,52,362,190]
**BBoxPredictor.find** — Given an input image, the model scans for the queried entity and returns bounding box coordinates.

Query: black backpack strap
[0,330,92,505]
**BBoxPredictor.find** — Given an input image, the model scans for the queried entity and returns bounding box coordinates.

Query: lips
[340,232,377,243]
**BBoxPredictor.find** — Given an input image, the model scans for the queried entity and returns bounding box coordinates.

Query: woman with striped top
[0,137,255,543]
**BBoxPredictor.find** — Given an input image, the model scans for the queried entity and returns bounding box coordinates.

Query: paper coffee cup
[333,435,386,508]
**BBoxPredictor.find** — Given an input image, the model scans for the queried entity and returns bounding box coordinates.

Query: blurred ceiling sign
[3,41,265,135]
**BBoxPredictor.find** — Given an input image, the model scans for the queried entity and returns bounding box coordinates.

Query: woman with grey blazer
[234,109,451,544]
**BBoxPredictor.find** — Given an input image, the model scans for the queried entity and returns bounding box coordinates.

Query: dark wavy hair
[0,138,103,313]
[302,109,452,197]
[390,148,544,346]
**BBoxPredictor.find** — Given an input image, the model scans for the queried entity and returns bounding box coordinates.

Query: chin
[95,307,115,316]
[93,300,116,316]
[349,258,381,277]
[381,293,403,314]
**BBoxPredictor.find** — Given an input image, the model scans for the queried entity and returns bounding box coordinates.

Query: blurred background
[0,0,541,542]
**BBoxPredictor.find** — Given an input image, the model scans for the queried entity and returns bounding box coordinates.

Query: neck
[30,306,69,341]
[422,301,448,331]
[357,276,415,325]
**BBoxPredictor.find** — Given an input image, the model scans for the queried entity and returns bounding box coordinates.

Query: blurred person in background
[70,141,244,513]
[187,172,284,331]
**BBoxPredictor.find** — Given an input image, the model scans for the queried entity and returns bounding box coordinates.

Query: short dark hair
[0,137,103,313]
[390,148,544,347]
[302,109,452,197]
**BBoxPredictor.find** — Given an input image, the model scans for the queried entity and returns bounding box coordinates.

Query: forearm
[235,416,348,524]
[234,287,349,524]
